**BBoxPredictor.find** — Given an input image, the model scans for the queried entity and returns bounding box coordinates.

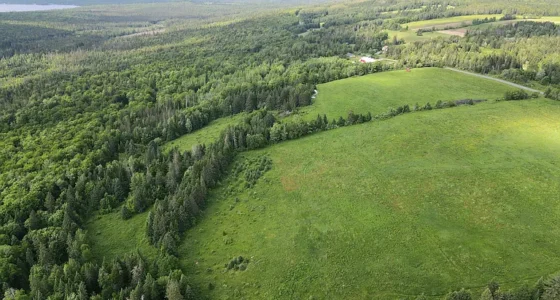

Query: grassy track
[179,99,560,299]
[444,67,543,94]
[295,67,515,121]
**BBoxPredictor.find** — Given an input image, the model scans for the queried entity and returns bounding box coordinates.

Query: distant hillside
[1,0,330,6]
[2,0,178,5]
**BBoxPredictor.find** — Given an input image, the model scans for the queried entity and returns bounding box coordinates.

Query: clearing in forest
[87,210,157,262]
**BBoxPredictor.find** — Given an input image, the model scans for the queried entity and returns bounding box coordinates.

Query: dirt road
[444,67,544,94]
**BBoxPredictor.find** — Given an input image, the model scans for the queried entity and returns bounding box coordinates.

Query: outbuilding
[360,56,376,63]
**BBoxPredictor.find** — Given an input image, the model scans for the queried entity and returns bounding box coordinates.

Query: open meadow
[179,99,560,299]
[294,67,516,121]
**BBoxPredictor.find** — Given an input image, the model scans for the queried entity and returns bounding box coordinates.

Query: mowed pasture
[179,99,560,299]
[294,67,515,121]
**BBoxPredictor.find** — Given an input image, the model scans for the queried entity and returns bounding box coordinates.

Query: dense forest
[2,0,560,299]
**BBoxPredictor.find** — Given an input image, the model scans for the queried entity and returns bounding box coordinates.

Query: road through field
[444,67,544,94]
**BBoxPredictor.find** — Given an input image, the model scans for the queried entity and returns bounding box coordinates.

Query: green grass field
[87,68,553,298]
[179,99,560,299]
[294,68,515,121]
[404,15,502,30]
[87,210,157,262]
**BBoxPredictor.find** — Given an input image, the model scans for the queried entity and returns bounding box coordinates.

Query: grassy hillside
[295,68,515,121]
[93,67,525,266]
[88,68,551,297]
[179,99,560,299]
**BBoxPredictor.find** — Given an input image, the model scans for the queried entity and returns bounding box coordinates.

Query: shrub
[504,89,529,100]
[337,117,346,127]
[225,256,250,271]
[227,260,235,270]
[246,134,267,150]
[120,205,132,220]
[544,88,560,100]
[543,276,560,300]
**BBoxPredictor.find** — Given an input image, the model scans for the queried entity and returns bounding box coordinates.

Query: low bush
[504,89,529,100]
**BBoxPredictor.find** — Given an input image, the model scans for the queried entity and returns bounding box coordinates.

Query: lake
[0,4,77,12]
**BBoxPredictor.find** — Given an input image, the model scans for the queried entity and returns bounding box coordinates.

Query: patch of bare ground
[120,29,165,38]
[438,29,466,37]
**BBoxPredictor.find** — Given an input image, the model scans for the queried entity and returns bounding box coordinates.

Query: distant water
[0,4,77,12]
